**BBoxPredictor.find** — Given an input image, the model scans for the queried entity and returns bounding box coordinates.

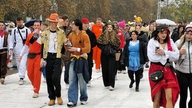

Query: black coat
[120,39,148,67]
[86,29,97,64]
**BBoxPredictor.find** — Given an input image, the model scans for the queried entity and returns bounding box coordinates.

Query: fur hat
[118,20,126,29]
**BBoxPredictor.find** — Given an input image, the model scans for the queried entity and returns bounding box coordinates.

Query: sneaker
[105,86,110,89]
[32,93,39,98]
[18,79,24,85]
[87,81,91,87]
[80,101,87,105]
[0,78,5,84]
[118,71,122,73]
[67,102,75,107]
[109,86,114,91]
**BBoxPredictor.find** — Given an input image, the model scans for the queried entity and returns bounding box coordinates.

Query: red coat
[117,30,125,49]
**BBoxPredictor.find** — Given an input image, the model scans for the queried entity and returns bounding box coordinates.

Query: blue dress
[128,40,140,71]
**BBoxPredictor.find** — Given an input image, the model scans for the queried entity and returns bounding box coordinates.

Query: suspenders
[13,27,28,47]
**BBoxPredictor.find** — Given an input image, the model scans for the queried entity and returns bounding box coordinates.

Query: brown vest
[3,31,8,47]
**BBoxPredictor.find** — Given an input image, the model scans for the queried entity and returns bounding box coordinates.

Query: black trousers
[176,71,192,108]
[0,53,7,78]
[88,53,93,81]
[64,61,70,84]
[101,53,116,88]
[128,69,141,89]
[46,53,62,100]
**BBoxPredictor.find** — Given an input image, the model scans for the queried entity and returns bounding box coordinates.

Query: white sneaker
[66,84,69,89]
[18,79,24,85]
[32,93,39,98]
[0,78,5,84]
[105,86,110,89]
[80,101,87,105]
[109,86,114,91]
[87,81,91,87]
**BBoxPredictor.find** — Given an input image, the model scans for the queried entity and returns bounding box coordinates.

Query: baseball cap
[81,18,89,23]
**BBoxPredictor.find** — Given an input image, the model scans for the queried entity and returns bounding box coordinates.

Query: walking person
[19,20,42,98]
[82,18,97,86]
[92,18,103,72]
[120,30,148,92]
[41,13,65,106]
[0,21,8,84]
[147,25,180,108]
[8,17,31,85]
[97,22,120,91]
[59,15,71,87]
[175,24,192,108]
[65,19,90,107]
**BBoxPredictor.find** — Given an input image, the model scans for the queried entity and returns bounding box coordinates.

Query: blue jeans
[68,60,88,105]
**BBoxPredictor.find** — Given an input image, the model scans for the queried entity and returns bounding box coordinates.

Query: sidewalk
[0,67,179,108]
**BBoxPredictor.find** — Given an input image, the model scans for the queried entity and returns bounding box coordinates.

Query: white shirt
[0,36,4,49]
[8,27,31,49]
[48,32,57,53]
[147,38,179,65]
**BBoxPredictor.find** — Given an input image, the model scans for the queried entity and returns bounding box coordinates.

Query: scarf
[0,30,4,38]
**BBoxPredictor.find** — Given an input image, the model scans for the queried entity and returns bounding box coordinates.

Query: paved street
[0,67,180,108]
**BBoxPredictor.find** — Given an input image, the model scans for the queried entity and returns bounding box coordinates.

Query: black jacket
[120,39,148,67]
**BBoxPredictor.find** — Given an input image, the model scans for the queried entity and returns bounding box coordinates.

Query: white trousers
[14,44,27,79]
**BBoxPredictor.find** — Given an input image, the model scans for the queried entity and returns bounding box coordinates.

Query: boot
[57,97,63,105]
[48,100,55,106]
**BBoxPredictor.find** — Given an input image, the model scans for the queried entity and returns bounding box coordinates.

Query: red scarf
[164,29,172,51]
[0,30,4,38]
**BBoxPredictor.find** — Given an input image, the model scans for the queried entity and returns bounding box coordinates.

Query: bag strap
[17,27,25,45]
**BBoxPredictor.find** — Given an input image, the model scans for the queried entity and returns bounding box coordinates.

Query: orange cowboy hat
[46,13,63,22]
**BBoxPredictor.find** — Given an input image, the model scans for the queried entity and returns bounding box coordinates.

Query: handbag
[150,70,164,82]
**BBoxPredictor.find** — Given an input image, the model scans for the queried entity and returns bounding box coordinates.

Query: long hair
[177,34,186,50]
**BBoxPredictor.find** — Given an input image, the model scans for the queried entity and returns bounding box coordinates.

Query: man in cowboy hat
[41,13,65,106]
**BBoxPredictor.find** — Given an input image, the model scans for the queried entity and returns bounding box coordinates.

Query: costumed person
[19,20,42,98]
[92,18,103,72]
[8,17,31,85]
[41,13,65,106]
[0,21,8,84]
[120,30,148,92]
[147,25,180,108]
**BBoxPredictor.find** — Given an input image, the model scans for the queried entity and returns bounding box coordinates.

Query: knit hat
[133,15,142,23]
[46,13,63,23]
[81,18,89,23]
[118,20,126,29]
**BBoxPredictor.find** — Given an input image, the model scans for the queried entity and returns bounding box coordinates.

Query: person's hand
[67,47,77,52]
[180,49,186,55]
[9,49,14,55]
[40,58,44,67]
[156,49,165,55]
[18,56,22,62]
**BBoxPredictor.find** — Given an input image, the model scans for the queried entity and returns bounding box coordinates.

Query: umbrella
[156,19,176,26]
[25,19,42,27]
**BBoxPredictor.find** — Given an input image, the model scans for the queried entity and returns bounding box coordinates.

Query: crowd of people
[0,12,192,108]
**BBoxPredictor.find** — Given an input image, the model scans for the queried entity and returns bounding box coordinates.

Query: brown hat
[46,13,63,23]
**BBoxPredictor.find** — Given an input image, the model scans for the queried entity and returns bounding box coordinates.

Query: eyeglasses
[186,30,192,35]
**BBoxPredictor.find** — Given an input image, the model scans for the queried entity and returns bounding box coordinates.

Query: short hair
[96,17,102,21]
[16,17,23,21]
[34,19,42,25]
[73,19,83,30]
[42,22,48,27]
[0,21,4,24]
[62,15,69,21]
